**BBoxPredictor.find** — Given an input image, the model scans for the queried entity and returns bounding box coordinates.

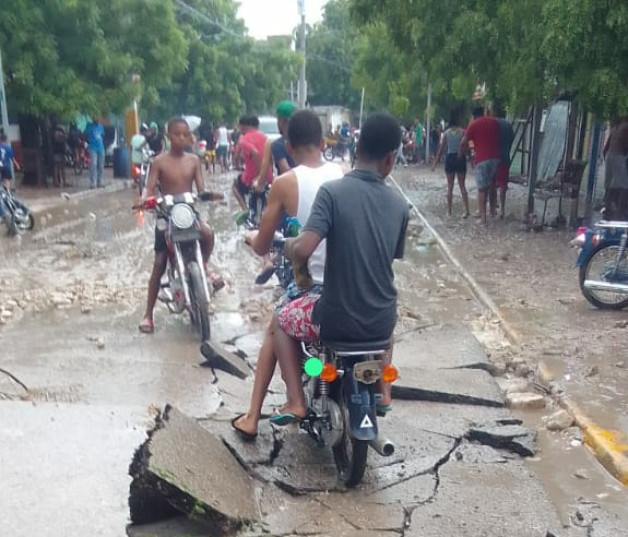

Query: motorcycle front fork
[612,233,628,274]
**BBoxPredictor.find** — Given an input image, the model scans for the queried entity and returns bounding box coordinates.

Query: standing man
[215,122,230,173]
[492,106,515,219]
[414,118,424,164]
[603,117,628,219]
[459,106,500,225]
[84,117,105,188]
[270,112,410,423]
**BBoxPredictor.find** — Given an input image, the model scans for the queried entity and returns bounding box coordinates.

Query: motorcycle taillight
[132,165,141,179]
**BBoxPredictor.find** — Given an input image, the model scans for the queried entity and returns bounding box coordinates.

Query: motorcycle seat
[325,339,391,354]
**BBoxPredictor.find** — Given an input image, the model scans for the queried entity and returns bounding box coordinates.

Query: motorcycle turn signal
[382,365,399,383]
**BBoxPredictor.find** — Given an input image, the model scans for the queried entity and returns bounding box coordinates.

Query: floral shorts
[276,282,322,342]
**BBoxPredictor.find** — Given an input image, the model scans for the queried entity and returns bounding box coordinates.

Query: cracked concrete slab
[200,340,250,379]
[394,323,489,370]
[128,406,259,533]
[407,459,566,537]
[392,368,504,407]
[317,493,406,532]
[466,422,537,457]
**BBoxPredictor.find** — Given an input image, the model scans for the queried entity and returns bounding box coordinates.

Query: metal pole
[297,0,307,109]
[0,47,10,135]
[584,120,601,226]
[527,102,543,215]
[425,84,432,163]
[359,87,365,130]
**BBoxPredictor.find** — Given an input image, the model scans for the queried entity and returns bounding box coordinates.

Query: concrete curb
[390,173,628,487]
[388,174,522,346]
[538,361,628,486]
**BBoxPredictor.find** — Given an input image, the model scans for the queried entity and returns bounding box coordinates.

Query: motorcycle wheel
[16,212,34,231]
[188,261,211,341]
[332,400,369,487]
[579,242,628,310]
[323,146,334,162]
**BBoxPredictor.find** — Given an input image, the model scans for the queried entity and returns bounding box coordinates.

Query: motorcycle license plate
[354,361,382,384]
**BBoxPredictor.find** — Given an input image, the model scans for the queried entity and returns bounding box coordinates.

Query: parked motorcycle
[297,339,398,487]
[132,147,154,198]
[139,191,220,341]
[0,185,34,236]
[572,220,628,309]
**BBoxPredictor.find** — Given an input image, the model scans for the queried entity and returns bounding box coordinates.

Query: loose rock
[544,409,574,431]
[505,392,545,410]
[96,337,105,350]
[614,320,628,329]
[574,469,589,480]
[500,378,533,395]
[585,365,599,378]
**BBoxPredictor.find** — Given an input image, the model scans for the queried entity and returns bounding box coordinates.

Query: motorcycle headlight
[170,204,195,229]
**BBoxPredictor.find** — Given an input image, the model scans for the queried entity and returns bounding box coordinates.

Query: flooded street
[1,169,628,536]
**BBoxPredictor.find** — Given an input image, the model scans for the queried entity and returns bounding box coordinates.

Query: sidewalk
[14,168,132,216]
[395,165,628,486]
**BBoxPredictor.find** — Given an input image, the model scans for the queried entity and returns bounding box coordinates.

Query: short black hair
[239,115,250,127]
[287,110,322,148]
[357,112,401,161]
[472,106,485,118]
[448,111,460,127]
[167,117,189,132]
[249,115,259,128]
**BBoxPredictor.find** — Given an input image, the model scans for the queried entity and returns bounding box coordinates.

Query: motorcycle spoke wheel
[579,243,628,310]
[188,262,211,341]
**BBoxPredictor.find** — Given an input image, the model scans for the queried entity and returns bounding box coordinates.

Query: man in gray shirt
[272,112,409,422]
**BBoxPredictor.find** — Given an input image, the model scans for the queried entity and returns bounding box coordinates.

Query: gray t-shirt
[304,169,409,342]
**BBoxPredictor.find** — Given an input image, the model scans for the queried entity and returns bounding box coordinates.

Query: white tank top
[217,127,229,146]
[294,162,344,284]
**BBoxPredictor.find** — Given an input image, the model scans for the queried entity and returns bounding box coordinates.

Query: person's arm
[394,210,410,260]
[284,186,333,265]
[254,138,273,191]
[246,173,292,256]
[193,154,205,193]
[459,126,472,159]
[145,158,161,199]
[432,133,445,170]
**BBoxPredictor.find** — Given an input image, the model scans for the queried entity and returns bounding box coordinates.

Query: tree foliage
[349,0,628,116]
[0,0,299,122]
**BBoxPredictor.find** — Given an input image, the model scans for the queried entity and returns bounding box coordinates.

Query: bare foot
[138,317,154,334]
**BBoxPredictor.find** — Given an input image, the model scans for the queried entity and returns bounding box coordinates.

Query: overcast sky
[238,0,327,39]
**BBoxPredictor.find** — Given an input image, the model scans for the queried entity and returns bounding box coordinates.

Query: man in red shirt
[459,106,500,225]
[232,116,273,213]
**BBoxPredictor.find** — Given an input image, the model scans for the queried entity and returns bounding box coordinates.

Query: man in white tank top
[215,122,230,173]
[232,110,343,439]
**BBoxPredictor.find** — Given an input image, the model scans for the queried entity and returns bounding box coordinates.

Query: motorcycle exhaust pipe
[584,280,628,294]
[368,436,395,457]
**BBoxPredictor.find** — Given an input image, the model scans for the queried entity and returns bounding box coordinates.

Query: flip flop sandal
[376,404,393,417]
[255,266,275,285]
[209,273,225,292]
[235,210,250,226]
[269,412,301,427]
[231,414,258,441]
[138,319,154,334]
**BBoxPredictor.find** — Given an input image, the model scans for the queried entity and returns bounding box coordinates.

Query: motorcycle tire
[6,218,19,236]
[323,147,334,162]
[332,400,369,487]
[579,242,628,310]
[188,261,211,341]
[17,213,34,231]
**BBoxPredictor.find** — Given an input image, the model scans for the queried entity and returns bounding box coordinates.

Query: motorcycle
[297,339,398,487]
[572,219,628,309]
[139,191,219,341]
[323,136,349,162]
[132,147,154,198]
[0,184,34,236]
[261,217,301,288]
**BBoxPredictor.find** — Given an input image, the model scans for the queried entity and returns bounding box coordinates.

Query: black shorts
[1,168,12,180]
[444,154,467,175]
[234,174,251,197]
[154,227,167,252]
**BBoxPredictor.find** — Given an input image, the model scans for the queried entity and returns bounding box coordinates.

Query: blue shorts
[474,159,499,190]
[217,145,228,158]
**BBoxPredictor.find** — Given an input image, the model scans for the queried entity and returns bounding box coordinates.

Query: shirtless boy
[138,117,222,334]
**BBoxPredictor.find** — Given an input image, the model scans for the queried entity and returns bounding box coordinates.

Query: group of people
[135,105,409,440]
[431,105,514,224]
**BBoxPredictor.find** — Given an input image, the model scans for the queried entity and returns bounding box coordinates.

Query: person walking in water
[433,112,470,218]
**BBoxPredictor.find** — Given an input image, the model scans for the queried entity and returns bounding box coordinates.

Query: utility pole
[297,0,307,109]
[425,84,432,163]
[0,47,10,135]
[359,87,365,130]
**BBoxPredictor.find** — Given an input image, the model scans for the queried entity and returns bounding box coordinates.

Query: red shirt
[465,116,500,164]
[239,129,272,186]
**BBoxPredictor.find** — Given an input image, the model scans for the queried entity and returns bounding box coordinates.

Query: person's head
[356,112,401,177]
[166,117,190,152]
[150,122,159,136]
[472,106,485,118]
[448,111,460,128]
[249,115,259,129]
[239,115,252,134]
[286,110,323,164]
[276,101,296,136]
[140,123,150,135]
